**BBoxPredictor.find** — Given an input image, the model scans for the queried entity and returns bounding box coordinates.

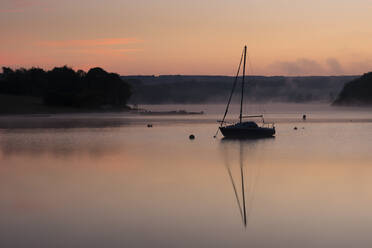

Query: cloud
[326,58,344,74]
[38,38,143,56]
[268,58,346,75]
[269,58,325,75]
[76,48,143,56]
[41,38,142,48]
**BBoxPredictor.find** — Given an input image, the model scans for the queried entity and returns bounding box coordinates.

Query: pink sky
[1,0,372,75]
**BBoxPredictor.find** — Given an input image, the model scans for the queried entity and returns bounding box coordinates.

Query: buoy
[294,127,298,130]
[189,134,195,140]
[147,124,153,128]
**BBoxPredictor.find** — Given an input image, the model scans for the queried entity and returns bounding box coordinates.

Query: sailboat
[218,46,275,138]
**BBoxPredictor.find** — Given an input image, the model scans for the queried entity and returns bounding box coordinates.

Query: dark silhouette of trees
[0,67,48,96]
[81,67,131,107]
[333,72,372,106]
[0,66,132,109]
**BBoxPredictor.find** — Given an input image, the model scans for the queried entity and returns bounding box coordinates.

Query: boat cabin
[227,121,259,129]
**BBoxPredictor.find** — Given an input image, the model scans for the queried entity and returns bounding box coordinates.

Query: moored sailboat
[218,46,275,138]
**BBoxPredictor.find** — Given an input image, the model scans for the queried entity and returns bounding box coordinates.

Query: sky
[1,0,372,76]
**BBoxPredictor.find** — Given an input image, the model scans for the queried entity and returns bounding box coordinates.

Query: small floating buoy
[189,134,195,140]
[294,127,298,130]
[147,124,153,128]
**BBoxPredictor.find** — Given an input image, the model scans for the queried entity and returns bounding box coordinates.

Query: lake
[1,103,372,248]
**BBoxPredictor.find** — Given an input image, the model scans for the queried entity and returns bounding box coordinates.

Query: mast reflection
[220,138,272,227]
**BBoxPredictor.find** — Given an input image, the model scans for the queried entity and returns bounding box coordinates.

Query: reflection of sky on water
[0,128,126,158]
[1,118,372,247]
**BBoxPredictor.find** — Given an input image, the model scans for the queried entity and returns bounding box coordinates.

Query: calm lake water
[1,104,372,248]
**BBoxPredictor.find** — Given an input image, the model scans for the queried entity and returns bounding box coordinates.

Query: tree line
[333,72,372,106]
[0,66,132,108]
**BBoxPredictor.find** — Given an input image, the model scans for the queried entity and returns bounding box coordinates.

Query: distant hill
[123,75,358,104]
[333,72,372,106]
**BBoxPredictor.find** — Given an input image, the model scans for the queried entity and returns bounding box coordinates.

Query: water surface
[1,104,372,248]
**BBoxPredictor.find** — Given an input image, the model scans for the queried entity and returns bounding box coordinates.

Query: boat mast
[240,141,247,227]
[239,46,247,123]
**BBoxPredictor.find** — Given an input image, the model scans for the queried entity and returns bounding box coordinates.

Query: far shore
[0,94,205,116]
[2,93,372,117]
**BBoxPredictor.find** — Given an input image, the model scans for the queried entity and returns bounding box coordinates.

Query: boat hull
[220,126,275,138]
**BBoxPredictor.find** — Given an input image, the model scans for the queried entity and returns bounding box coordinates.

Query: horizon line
[121,74,361,77]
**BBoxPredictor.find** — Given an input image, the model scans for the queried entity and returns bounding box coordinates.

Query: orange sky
[1,0,372,75]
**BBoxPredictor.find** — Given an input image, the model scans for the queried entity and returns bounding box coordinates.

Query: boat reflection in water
[220,138,274,228]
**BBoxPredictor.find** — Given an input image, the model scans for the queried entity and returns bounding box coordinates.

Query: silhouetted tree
[333,72,372,106]
[0,66,132,109]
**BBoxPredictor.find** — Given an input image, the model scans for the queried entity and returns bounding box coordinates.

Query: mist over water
[1,103,372,248]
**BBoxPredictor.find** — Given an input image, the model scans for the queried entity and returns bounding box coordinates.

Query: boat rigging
[216,46,275,139]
